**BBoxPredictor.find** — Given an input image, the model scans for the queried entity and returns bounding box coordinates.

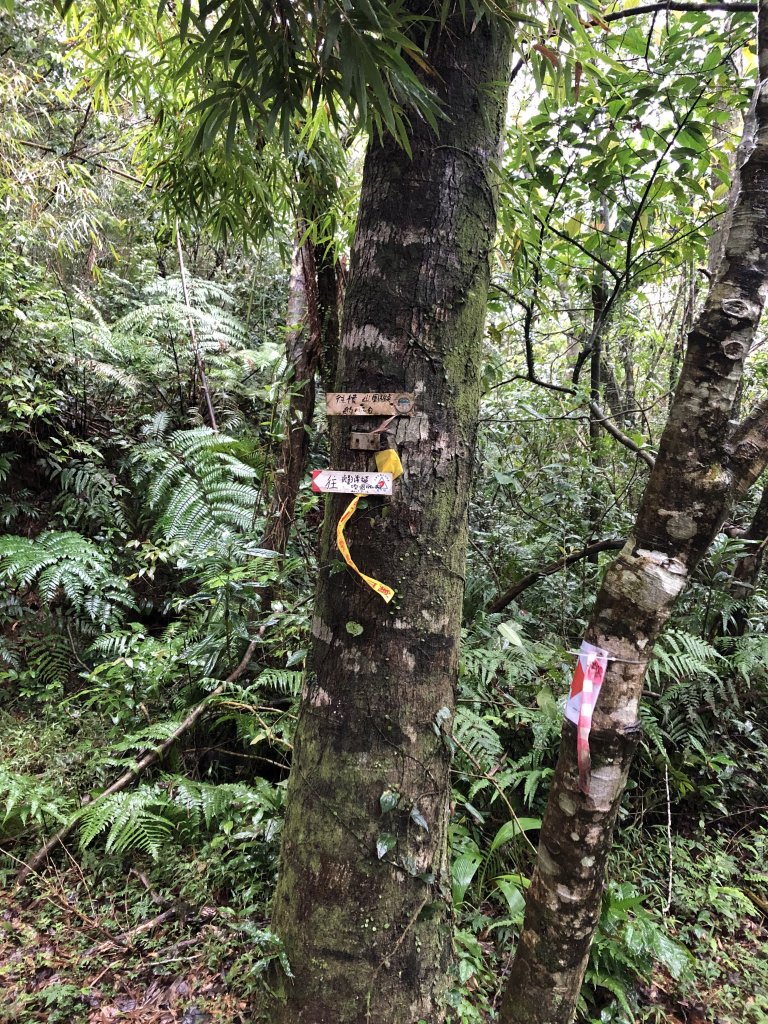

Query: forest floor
[0,871,260,1024]
[1,863,766,1024]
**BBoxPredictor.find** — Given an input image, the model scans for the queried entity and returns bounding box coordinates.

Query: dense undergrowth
[1,252,766,1023]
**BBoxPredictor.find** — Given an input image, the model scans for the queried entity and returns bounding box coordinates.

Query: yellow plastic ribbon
[334,448,402,602]
[337,495,395,602]
[375,448,403,478]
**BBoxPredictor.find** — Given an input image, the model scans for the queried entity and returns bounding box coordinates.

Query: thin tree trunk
[600,355,625,426]
[588,276,608,562]
[501,12,768,1021]
[176,225,218,430]
[263,237,322,554]
[270,9,512,1023]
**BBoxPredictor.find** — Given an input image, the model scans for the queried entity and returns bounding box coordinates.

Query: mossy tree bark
[501,11,768,1023]
[271,9,511,1023]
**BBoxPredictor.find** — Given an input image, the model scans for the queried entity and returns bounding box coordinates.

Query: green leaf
[489,817,541,855]
[494,877,527,918]
[497,621,523,647]
[379,789,399,814]
[451,849,482,905]
[410,805,429,831]
[345,621,364,636]
[376,832,396,859]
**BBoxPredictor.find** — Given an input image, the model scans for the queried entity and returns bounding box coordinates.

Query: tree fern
[69,276,249,395]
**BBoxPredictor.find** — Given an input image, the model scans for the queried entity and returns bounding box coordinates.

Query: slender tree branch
[487,539,625,614]
[494,373,576,394]
[623,89,707,288]
[486,295,657,466]
[602,1,756,23]
[512,4,754,86]
[534,217,621,281]
[17,139,145,185]
[589,400,656,468]
[489,283,578,396]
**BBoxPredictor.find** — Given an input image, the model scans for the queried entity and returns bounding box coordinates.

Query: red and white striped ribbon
[565,641,608,796]
[577,654,604,794]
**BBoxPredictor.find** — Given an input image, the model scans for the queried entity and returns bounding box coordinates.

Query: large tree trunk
[501,11,768,1022]
[316,247,342,394]
[270,9,512,1023]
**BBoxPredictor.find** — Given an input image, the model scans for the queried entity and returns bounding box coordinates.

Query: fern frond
[0,532,134,624]
[75,775,282,859]
[0,766,72,837]
[132,428,262,556]
[649,629,722,690]
[256,669,303,696]
[454,705,503,769]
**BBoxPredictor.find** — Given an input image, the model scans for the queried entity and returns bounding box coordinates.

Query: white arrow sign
[311,470,393,496]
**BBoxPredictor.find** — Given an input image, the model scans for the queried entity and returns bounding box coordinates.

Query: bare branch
[487,539,625,614]
[601,1,756,23]
[17,139,145,185]
[589,400,656,468]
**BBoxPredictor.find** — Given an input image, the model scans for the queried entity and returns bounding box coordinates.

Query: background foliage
[1,2,766,1022]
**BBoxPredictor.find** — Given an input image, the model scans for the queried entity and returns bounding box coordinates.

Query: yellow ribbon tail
[336,495,395,603]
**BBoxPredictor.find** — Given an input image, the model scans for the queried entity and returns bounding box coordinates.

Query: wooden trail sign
[326,392,414,416]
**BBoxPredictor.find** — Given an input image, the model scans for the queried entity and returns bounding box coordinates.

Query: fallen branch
[85,904,217,957]
[487,538,625,614]
[16,637,260,885]
[85,907,179,956]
